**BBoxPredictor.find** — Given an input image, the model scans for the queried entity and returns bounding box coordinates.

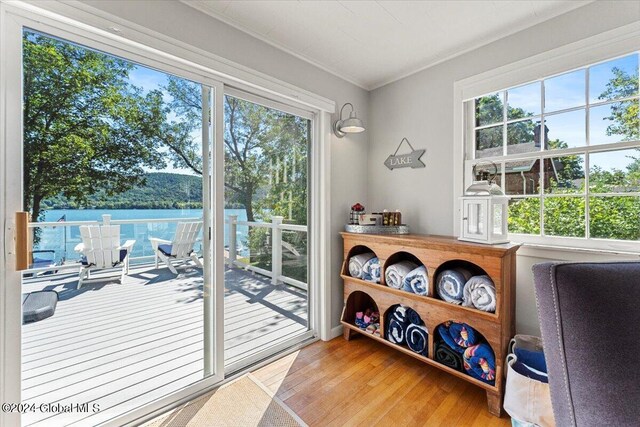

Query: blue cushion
[158,244,193,257]
[158,244,173,257]
[80,249,127,266]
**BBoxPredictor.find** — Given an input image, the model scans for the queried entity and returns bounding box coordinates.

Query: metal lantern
[459,162,509,245]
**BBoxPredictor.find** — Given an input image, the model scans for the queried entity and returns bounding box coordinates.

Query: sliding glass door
[223,90,314,372]
[1,10,317,427]
[10,27,223,426]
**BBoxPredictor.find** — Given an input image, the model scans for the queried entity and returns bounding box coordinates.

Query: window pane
[507,119,537,155]
[589,149,640,193]
[590,100,640,145]
[545,109,586,149]
[507,82,541,119]
[505,159,540,195]
[544,155,585,194]
[475,92,503,127]
[473,161,502,188]
[544,69,586,112]
[475,125,503,158]
[589,196,640,240]
[589,54,639,103]
[508,198,540,234]
[543,197,585,237]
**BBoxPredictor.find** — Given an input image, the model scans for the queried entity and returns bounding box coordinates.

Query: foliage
[43,173,204,210]
[507,198,540,235]
[475,94,535,153]
[23,31,166,223]
[599,67,639,141]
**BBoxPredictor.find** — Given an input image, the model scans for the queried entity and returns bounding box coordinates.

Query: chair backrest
[171,222,202,258]
[79,225,122,268]
[532,262,640,427]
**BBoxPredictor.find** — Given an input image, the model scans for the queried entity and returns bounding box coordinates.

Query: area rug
[144,374,306,427]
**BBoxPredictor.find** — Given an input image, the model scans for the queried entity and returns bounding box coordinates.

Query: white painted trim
[452,20,640,251]
[8,0,336,112]
[315,112,333,341]
[330,325,344,340]
[225,86,314,121]
[0,5,24,426]
[517,243,640,259]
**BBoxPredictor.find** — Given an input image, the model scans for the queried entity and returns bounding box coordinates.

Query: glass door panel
[19,29,219,426]
[223,92,312,370]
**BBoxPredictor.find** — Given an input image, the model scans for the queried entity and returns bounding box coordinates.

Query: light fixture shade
[339,116,365,133]
[333,103,365,138]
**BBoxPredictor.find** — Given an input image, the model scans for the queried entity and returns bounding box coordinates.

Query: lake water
[36,209,249,262]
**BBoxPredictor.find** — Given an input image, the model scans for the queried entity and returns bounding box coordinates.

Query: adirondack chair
[74,225,135,290]
[149,222,203,274]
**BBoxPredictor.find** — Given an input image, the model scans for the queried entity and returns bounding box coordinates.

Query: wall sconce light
[333,103,365,138]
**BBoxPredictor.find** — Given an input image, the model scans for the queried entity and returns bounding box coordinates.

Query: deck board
[20,263,308,426]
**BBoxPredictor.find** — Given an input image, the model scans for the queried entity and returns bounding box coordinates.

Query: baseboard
[329,325,343,340]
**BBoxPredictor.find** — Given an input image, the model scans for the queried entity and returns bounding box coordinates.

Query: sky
[480,53,639,172]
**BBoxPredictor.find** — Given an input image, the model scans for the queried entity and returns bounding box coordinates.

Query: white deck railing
[27,213,308,291]
[225,215,308,291]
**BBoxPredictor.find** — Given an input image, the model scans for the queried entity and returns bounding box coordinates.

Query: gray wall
[79,0,370,330]
[368,1,640,335]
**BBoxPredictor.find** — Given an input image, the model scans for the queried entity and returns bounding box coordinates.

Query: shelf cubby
[340,232,519,417]
[433,320,497,386]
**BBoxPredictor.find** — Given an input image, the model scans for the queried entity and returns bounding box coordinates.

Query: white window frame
[453,20,640,254]
[0,1,333,426]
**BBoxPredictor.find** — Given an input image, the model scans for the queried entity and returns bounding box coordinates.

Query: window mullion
[585,67,591,239]
[503,91,507,156]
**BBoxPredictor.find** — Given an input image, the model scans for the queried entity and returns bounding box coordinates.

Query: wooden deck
[21,263,308,426]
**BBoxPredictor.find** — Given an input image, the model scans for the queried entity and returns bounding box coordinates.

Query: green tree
[475,94,535,153]
[163,77,309,224]
[23,31,166,222]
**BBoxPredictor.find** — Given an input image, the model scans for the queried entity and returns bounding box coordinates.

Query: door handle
[15,211,31,271]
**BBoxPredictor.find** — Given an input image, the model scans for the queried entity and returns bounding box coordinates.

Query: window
[465,53,640,245]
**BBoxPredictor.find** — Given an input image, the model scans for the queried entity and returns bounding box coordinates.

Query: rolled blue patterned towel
[406,324,429,356]
[391,304,408,323]
[361,257,381,283]
[387,318,407,345]
[463,343,496,385]
[402,265,429,296]
[385,261,418,289]
[437,268,473,304]
[405,307,422,326]
[348,252,375,279]
[437,321,479,353]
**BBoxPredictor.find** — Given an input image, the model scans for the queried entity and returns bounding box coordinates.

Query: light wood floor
[252,336,511,426]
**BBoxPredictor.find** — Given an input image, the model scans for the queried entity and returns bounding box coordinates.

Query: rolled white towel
[437,268,473,304]
[385,261,418,289]
[463,275,497,312]
[348,252,375,279]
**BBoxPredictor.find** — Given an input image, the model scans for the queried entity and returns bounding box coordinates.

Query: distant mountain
[43,172,209,209]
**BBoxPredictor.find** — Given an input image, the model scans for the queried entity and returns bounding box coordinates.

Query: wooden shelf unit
[339,232,519,417]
